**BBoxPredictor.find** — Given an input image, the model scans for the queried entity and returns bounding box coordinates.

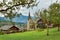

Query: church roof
[28,12,31,20]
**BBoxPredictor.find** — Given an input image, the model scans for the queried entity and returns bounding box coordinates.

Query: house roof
[0,25,21,30]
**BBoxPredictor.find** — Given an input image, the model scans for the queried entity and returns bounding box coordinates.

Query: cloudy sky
[0,0,60,17]
[19,0,60,16]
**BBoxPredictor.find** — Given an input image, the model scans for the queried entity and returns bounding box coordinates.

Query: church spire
[28,12,31,20]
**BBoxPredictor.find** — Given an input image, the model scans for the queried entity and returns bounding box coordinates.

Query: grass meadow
[0,27,60,40]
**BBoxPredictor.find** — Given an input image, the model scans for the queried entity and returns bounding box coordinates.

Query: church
[27,12,37,30]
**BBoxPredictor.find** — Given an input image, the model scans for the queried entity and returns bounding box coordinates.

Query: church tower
[27,12,31,30]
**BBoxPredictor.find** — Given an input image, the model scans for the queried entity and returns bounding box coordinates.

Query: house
[37,18,46,28]
[37,18,54,28]
[0,25,20,34]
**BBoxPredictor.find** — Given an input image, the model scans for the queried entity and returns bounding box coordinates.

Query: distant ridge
[0,15,33,23]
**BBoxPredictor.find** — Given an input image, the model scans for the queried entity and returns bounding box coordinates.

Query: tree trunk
[58,26,59,31]
[46,24,49,36]
[35,22,37,30]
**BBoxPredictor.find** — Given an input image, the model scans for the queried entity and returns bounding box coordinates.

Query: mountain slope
[0,15,33,23]
[12,15,28,23]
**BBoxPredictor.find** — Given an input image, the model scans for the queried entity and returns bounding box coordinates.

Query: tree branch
[0,2,31,12]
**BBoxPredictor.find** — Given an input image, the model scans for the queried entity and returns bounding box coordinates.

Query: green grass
[0,27,60,40]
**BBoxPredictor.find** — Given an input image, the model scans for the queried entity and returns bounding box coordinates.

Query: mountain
[0,17,7,21]
[12,15,28,23]
[0,15,33,23]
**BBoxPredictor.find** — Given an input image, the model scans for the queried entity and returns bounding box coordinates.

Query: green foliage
[48,3,60,24]
[0,31,4,35]
[34,2,60,25]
